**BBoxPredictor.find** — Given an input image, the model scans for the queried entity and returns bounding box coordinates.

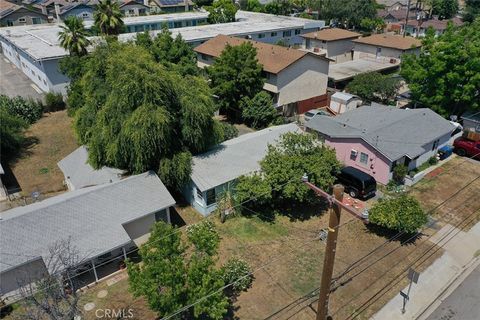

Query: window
[129,9,135,14]
[350,149,358,160]
[258,33,265,39]
[295,29,301,35]
[32,17,42,24]
[283,30,291,37]
[271,32,277,37]
[18,18,26,23]
[360,152,369,165]
[196,187,203,200]
[174,21,182,28]
[7,20,13,26]
[82,13,89,18]
[201,53,208,61]
[206,189,216,206]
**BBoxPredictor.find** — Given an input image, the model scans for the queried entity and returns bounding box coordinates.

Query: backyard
[8,110,78,198]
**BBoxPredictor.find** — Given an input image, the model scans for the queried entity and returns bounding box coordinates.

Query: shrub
[186,220,220,256]
[219,122,239,141]
[369,195,427,234]
[393,164,408,183]
[428,156,438,165]
[241,91,279,129]
[44,92,66,112]
[0,94,43,124]
[221,257,252,294]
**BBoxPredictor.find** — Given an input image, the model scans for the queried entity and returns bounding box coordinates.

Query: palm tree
[58,16,91,56]
[94,0,124,36]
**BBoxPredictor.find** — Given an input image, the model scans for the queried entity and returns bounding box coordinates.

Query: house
[195,34,331,114]
[149,0,192,13]
[57,146,125,191]
[119,0,150,17]
[329,92,362,114]
[377,0,408,12]
[58,2,94,21]
[0,0,48,26]
[305,105,456,184]
[461,111,480,133]
[377,8,409,23]
[183,123,300,216]
[401,17,463,37]
[0,172,175,297]
[352,34,422,60]
[301,28,361,63]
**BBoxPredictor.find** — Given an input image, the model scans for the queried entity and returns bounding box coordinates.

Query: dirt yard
[9,110,78,198]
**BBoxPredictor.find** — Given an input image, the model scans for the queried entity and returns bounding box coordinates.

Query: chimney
[54,3,61,21]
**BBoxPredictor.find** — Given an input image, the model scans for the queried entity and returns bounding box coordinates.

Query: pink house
[305,105,455,184]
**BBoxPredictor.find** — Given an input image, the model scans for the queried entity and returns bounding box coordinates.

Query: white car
[304,109,328,121]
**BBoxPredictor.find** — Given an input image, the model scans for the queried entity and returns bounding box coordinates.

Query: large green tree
[264,0,293,15]
[94,0,124,36]
[310,0,377,29]
[401,21,480,116]
[346,72,401,105]
[69,43,221,190]
[463,0,480,22]
[58,16,91,56]
[0,107,28,159]
[207,0,238,23]
[207,42,264,118]
[127,221,230,319]
[369,195,427,234]
[430,0,459,19]
[241,91,279,129]
[137,27,198,76]
[236,132,341,207]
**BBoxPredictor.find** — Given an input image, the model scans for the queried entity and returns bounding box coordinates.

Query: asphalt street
[426,263,480,320]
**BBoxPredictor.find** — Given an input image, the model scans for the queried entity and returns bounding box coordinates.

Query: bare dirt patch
[9,110,78,197]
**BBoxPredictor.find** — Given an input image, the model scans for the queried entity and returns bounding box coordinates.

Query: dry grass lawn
[10,110,78,197]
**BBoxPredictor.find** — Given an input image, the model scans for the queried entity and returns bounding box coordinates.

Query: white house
[183,123,300,216]
[194,34,331,114]
[301,28,361,63]
[0,172,175,298]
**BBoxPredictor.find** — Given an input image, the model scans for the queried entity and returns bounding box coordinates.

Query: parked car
[304,109,329,122]
[336,166,377,199]
[453,137,480,159]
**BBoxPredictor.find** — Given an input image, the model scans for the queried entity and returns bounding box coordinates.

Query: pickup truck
[453,138,480,159]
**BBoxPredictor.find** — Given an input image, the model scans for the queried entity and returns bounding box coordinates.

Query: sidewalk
[371,221,480,320]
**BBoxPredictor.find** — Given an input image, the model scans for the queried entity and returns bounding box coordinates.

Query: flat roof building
[0,10,325,93]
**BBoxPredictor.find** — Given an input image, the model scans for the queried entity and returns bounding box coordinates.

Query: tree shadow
[5,136,39,166]
[366,223,423,245]
[279,199,329,222]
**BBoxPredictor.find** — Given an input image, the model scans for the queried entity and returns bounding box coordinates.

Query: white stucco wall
[276,54,329,106]
[353,43,420,59]
[305,38,356,63]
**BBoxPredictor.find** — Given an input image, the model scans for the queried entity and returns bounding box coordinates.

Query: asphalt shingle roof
[191,123,300,191]
[301,28,361,41]
[57,146,125,190]
[305,105,454,161]
[0,172,175,273]
[353,34,421,50]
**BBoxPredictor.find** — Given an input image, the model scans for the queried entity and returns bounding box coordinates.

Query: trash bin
[438,145,453,160]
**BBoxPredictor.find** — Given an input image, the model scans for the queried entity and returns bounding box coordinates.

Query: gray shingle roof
[191,123,300,191]
[0,172,175,273]
[305,105,454,161]
[57,146,125,190]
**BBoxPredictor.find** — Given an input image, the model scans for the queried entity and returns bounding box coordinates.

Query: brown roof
[0,0,18,15]
[194,34,322,74]
[301,28,361,41]
[353,34,422,50]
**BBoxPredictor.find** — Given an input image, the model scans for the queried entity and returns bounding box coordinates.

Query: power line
[344,207,480,320]
[330,199,479,319]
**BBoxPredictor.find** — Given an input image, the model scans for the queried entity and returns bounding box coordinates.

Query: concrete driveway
[0,54,44,101]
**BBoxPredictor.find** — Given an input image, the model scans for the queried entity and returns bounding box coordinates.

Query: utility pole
[301,174,368,320]
[316,185,344,320]
[404,0,411,37]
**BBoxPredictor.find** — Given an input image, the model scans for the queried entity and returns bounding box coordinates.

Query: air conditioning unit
[390,58,397,64]
[313,47,320,53]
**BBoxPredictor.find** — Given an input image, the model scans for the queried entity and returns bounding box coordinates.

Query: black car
[336,166,377,199]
